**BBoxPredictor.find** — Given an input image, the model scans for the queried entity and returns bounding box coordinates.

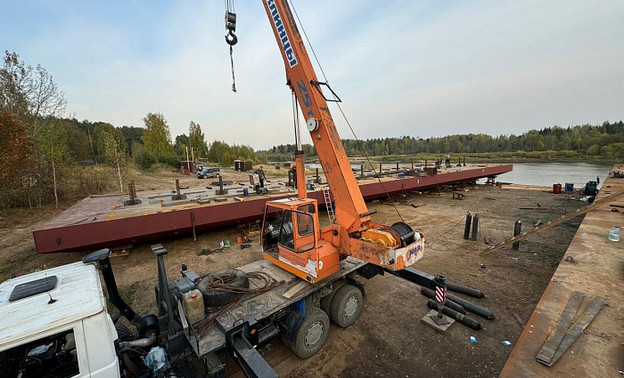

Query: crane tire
[290,307,330,359]
[320,280,347,315]
[329,284,363,328]
[197,269,249,308]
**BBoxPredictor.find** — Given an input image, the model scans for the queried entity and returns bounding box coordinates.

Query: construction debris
[512,313,526,329]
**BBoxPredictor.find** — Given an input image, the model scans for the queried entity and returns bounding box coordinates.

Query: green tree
[188,121,208,158]
[142,113,173,157]
[101,130,126,192]
[132,141,156,170]
[38,121,68,208]
[208,141,231,164]
[93,122,124,161]
[0,51,66,138]
[119,126,144,155]
[174,134,190,156]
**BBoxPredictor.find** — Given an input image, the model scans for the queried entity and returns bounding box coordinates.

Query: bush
[136,150,157,170]
[157,152,181,167]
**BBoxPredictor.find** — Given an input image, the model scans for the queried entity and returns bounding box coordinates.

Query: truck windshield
[0,329,80,378]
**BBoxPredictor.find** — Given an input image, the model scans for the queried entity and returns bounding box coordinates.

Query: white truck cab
[0,262,120,378]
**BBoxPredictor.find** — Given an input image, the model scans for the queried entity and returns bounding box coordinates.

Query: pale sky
[2,0,623,150]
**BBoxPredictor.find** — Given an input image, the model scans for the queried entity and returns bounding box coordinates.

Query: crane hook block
[225,11,237,32]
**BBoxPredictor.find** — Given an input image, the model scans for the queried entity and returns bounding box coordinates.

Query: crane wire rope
[287,0,406,223]
[225,0,238,92]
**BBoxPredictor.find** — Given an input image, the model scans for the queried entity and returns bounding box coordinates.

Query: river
[305,161,613,189]
[495,162,612,189]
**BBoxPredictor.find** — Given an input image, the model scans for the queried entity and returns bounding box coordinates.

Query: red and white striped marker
[435,285,447,303]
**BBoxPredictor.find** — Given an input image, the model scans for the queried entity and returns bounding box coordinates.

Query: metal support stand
[464,213,472,240]
[431,275,450,325]
[471,214,479,241]
[216,175,228,195]
[191,213,197,242]
[172,179,187,200]
[124,180,141,206]
[513,220,521,250]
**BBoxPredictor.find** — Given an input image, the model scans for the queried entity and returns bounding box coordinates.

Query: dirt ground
[0,174,585,377]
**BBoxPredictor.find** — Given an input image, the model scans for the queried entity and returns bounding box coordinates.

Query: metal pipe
[444,282,485,299]
[118,331,157,349]
[471,213,479,241]
[421,287,494,319]
[464,213,472,240]
[191,213,196,242]
[513,220,521,250]
[295,150,307,198]
[426,300,482,330]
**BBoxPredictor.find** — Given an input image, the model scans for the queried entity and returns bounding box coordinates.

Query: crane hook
[225,30,238,46]
[224,8,238,92]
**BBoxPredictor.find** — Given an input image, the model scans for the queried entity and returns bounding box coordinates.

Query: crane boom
[257,0,424,283]
[262,0,370,233]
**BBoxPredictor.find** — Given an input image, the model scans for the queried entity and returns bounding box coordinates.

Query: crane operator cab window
[279,209,316,253]
[262,206,283,251]
[262,203,317,253]
[296,204,315,237]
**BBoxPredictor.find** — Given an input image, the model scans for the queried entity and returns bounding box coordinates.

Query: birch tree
[38,122,67,208]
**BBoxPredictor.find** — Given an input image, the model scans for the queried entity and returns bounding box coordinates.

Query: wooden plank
[547,296,606,366]
[513,313,526,329]
[282,281,310,299]
[481,190,624,255]
[536,291,585,365]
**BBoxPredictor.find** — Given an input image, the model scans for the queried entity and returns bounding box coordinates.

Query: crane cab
[261,197,340,283]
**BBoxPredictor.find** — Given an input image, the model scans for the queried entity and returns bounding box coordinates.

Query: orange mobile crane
[257,0,425,283]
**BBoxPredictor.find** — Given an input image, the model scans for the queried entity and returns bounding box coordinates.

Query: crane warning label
[266,0,298,68]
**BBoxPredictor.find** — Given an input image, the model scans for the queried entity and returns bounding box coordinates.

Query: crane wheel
[197,269,250,309]
[330,284,363,328]
[290,307,330,359]
[320,280,347,315]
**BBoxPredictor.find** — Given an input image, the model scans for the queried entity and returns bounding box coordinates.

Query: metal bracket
[226,322,278,378]
[310,80,342,102]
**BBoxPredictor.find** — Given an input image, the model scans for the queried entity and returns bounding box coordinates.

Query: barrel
[553,183,562,194]
[565,183,574,192]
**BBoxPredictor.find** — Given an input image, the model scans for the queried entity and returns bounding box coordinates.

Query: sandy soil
[0,175,585,377]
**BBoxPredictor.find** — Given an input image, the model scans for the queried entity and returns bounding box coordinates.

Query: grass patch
[526,241,565,268]
[105,283,138,316]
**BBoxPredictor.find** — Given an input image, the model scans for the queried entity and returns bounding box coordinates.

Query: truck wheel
[197,269,249,308]
[291,307,330,359]
[330,284,363,328]
[320,280,347,315]
[115,323,134,341]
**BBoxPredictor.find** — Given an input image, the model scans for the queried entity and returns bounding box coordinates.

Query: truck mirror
[82,248,111,263]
